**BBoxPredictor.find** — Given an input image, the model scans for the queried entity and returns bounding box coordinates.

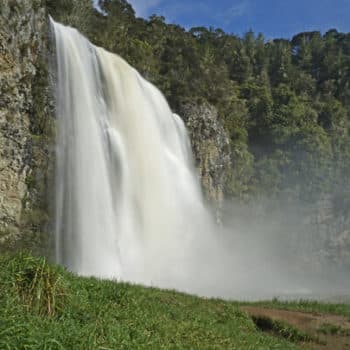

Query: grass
[250,315,314,343]
[0,253,348,349]
[317,323,350,336]
[240,299,350,318]
[8,254,68,317]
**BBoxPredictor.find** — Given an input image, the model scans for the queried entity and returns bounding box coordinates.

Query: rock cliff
[0,0,53,251]
[180,102,231,222]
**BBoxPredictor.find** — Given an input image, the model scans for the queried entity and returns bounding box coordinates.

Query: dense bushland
[46,0,350,204]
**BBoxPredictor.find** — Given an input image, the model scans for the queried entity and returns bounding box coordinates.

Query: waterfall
[51,20,213,291]
[50,20,350,301]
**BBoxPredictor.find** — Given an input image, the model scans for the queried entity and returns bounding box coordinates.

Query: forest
[47,0,350,204]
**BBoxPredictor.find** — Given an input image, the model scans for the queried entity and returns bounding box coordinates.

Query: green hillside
[1,253,349,349]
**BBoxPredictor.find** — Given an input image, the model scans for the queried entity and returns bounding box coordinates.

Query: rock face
[0,0,53,251]
[179,103,231,222]
[307,195,350,267]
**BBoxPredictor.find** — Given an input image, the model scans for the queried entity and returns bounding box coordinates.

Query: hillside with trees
[47,0,350,205]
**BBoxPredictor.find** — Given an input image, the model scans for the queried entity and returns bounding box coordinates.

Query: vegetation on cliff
[0,0,54,250]
[46,0,350,204]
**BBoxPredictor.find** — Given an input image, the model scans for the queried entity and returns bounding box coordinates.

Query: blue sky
[126,0,350,39]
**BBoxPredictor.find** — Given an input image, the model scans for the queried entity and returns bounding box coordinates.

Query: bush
[2,253,69,317]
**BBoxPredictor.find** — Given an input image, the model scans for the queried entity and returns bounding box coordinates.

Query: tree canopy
[47,0,350,203]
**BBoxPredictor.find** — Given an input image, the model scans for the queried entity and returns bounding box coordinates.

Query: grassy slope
[239,300,350,318]
[0,254,347,350]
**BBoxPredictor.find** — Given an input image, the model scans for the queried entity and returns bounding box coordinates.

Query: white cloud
[91,1,252,29]
[92,0,102,11]
[127,0,164,17]
[219,1,251,25]
[156,2,211,23]
[92,0,108,14]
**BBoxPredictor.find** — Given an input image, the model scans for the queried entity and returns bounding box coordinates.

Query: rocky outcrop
[0,0,53,251]
[179,102,231,222]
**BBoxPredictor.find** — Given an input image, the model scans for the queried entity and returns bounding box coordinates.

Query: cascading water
[51,19,214,292]
[50,19,350,301]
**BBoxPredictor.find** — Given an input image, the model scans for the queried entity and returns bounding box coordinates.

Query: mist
[199,197,350,300]
[51,19,349,302]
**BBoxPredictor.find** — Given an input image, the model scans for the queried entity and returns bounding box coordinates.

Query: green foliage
[318,323,350,336]
[3,253,68,317]
[251,315,314,343]
[31,58,51,136]
[2,254,350,349]
[241,299,350,318]
[46,1,350,204]
[0,253,304,349]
